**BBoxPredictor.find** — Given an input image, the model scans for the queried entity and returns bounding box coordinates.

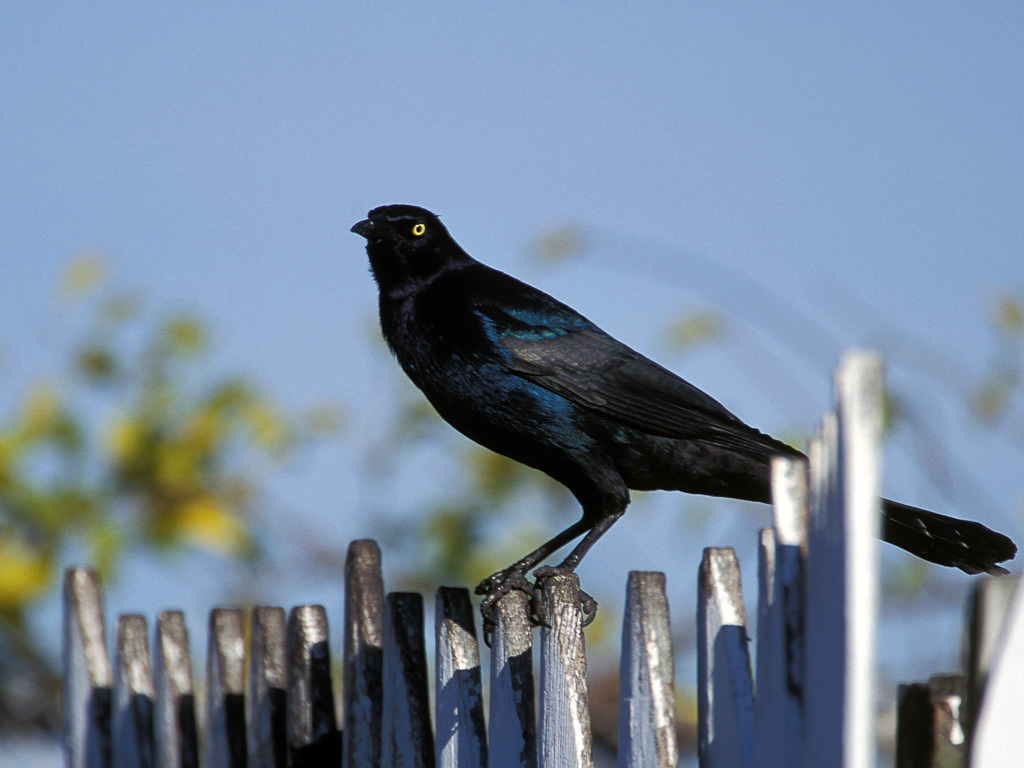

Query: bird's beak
[351,218,374,239]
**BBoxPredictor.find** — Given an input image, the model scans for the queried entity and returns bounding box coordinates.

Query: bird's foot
[532,565,599,628]
[475,565,599,641]
[475,567,539,643]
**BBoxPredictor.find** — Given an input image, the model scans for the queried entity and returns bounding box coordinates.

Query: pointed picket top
[698,547,754,768]
[487,589,537,768]
[619,571,677,768]
[435,587,487,768]
[343,538,385,768]
[63,567,112,768]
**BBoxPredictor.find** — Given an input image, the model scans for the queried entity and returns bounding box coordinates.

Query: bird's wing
[488,311,791,455]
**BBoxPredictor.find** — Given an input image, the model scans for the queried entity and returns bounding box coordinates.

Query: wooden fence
[62,352,1023,767]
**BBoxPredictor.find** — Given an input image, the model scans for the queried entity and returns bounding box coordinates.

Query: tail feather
[882,500,1016,576]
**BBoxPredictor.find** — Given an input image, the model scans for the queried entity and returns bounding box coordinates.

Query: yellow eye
[411,222,426,236]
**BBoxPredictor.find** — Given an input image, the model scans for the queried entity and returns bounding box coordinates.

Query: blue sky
[2,4,1023,695]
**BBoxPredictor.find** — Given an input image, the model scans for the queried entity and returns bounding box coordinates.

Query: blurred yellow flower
[248,402,287,452]
[173,497,250,555]
[106,416,144,463]
[59,254,106,298]
[0,536,50,608]
[23,384,61,436]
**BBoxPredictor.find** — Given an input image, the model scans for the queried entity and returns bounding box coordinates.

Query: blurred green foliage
[974,292,1024,424]
[0,255,340,730]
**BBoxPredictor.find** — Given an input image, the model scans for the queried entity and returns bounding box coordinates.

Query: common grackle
[353,204,1016,625]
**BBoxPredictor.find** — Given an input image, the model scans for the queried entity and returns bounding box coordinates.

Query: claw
[578,590,598,627]
[531,565,600,627]
[476,565,600,641]
[475,567,538,645]
[477,565,602,643]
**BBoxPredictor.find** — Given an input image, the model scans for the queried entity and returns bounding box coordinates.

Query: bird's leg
[533,507,625,627]
[475,517,593,636]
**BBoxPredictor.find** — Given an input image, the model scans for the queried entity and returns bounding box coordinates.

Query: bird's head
[352,204,468,292]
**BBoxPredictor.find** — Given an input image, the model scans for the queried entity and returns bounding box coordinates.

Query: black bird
[352,204,1016,623]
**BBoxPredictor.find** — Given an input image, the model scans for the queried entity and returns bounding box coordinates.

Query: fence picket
[804,352,883,768]
[538,573,592,768]
[204,609,246,768]
[487,590,537,768]
[343,538,385,768]
[63,567,112,768]
[754,457,808,768]
[247,607,286,768]
[618,571,677,768]
[383,593,435,768]
[962,574,1017,749]
[57,347,1024,768]
[895,676,966,768]
[286,605,340,766]
[154,610,197,768]
[968,578,1024,766]
[697,547,755,768]
[113,615,155,768]
[435,587,487,768]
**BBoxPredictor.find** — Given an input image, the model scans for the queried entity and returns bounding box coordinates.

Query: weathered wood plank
[286,605,340,767]
[895,676,966,768]
[754,457,808,768]
[63,567,113,768]
[619,571,677,768]
[153,610,197,768]
[803,352,882,768]
[113,615,154,768]
[434,587,487,768]
[697,547,754,768]
[383,592,435,768]
[962,575,1017,747]
[834,352,883,768]
[487,589,537,768]
[247,606,286,768]
[343,538,385,768]
[968,578,1024,766]
[204,608,246,768]
[538,574,592,768]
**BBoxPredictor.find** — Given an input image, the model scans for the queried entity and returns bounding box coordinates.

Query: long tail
[882,500,1017,575]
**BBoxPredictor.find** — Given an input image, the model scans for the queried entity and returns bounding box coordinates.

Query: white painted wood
[286,605,339,763]
[963,575,1018,744]
[204,608,246,768]
[153,610,197,768]
[487,589,537,768]
[836,352,883,768]
[698,547,755,768]
[63,567,112,768]
[539,574,593,768]
[382,593,434,768]
[754,457,808,768]
[247,607,286,768]
[113,615,154,768]
[970,579,1024,766]
[435,587,487,768]
[619,571,677,768]
[803,351,882,768]
[343,539,385,768]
